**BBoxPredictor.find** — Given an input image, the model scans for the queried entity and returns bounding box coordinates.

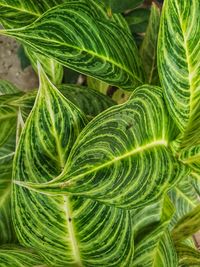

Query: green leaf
[0,0,64,28]
[140,3,160,85]
[0,134,16,244]
[176,243,200,267]
[0,0,64,86]
[132,197,178,267]
[58,84,116,119]
[10,84,116,120]
[172,205,200,243]
[168,175,200,228]
[17,45,31,70]
[0,80,20,95]
[87,76,110,95]
[125,8,150,33]
[158,0,200,146]
[0,245,47,266]
[1,1,144,90]
[17,85,189,209]
[12,65,134,266]
[106,0,143,13]
[133,230,178,267]
[24,47,63,85]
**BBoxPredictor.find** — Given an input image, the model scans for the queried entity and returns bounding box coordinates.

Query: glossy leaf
[140,3,160,85]
[0,245,46,266]
[1,0,144,90]
[158,0,200,147]
[17,85,189,209]
[12,66,134,266]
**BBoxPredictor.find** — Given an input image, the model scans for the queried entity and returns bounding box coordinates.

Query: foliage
[0,0,200,266]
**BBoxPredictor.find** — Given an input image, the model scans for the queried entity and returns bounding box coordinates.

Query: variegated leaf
[132,197,178,267]
[0,80,20,95]
[158,0,200,149]
[168,175,200,229]
[24,47,63,85]
[0,245,46,266]
[1,0,144,90]
[176,243,200,267]
[172,204,200,244]
[0,0,64,28]
[10,84,116,121]
[140,3,160,85]
[17,85,189,209]
[12,65,134,266]
[0,1,64,86]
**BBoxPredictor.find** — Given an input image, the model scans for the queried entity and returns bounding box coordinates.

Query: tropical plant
[0,0,200,266]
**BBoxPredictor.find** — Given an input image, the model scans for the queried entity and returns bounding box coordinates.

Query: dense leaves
[0,0,200,266]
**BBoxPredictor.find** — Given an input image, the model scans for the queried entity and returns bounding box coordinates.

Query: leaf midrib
[64,139,168,181]
[175,1,193,120]
[63,196,82,266]
[5,33,142,85]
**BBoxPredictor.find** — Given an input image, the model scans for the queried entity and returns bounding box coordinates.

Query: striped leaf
[0,0,64,28]
[132,197,178,267]
[0,1,64,86]
[17,85,189,209]
[0,245,46,266]
[172,205,200,244]
[105,0,143,13]
[134,230,178,267]
[140,3,160,85]
[12,66,134,266]
[1,0,144,90]
[25,47,63,85]
[168,175,200,228]
[0,135,16,244]
[10,84,116,120]
[158,0,200,148]
[0,80,20,95]
[176,243,200,267]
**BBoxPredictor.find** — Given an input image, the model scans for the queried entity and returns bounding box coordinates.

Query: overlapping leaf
[140,3,160,85]
[0,0,64,28]
[132,197,178,267]
[12,66,134,266]
[0,245,46,266]
[18,85,189,209]
[168,175,200,228]
[1,0,144,90]
[0,80,20,95]
[25,47,63,85]
[0,0,64,85]
[176,243,200,267]
[158,0,200,149]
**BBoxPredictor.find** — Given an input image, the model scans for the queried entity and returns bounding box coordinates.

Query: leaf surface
[12,66,134,266]
[2,0,144,90]
[17,85,189,209]
[158,0,200,148]
[0,245,47,266]
[140,3,160,85]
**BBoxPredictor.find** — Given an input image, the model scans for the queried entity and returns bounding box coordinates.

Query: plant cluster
[0,0,200,266]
